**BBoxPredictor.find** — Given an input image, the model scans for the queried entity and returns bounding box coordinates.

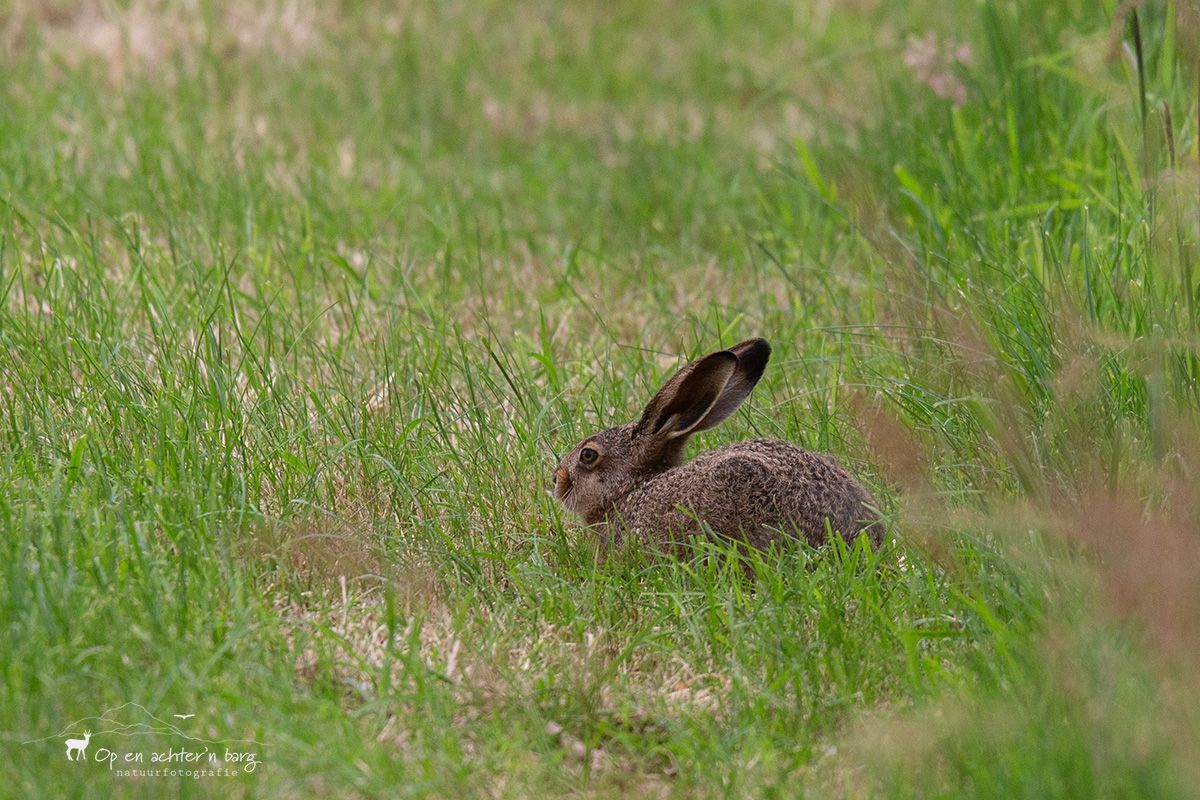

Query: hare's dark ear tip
[730,338,771,375]
[738,337,770,355]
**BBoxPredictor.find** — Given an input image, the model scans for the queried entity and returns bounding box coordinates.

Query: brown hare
[552,338,883,554]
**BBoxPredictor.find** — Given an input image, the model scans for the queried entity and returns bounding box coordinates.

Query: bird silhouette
[173,714,195,720]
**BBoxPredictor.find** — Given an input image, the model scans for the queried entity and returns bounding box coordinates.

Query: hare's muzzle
[553,465,571,500]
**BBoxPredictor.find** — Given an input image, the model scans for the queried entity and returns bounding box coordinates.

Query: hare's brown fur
[553,339,882,553]
[617,439,882,550]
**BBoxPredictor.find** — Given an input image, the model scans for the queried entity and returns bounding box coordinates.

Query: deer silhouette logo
[65,731,92,762]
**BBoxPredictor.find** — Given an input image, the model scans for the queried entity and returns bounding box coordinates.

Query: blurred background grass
[1,0,1199,797]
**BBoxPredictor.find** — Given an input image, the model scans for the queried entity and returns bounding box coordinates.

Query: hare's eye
[579,447,599,465]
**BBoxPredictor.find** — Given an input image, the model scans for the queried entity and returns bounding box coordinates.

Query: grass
[1,0,1198,797]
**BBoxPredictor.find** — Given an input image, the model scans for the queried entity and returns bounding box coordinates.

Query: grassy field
[2,1,1199,797]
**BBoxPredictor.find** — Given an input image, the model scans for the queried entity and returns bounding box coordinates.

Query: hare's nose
[553,465,571,497]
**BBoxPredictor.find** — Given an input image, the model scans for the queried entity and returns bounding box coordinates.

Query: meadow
[1,1,1198,797]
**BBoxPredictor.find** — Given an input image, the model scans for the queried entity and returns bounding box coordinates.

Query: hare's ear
[634,351,737,442]
[690,337,770,431]
[634,338,771,443]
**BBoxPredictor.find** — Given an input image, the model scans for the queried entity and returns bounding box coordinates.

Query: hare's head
[553,339,770,523]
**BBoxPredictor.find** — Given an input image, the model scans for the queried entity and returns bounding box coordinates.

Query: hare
[552,338,883,554]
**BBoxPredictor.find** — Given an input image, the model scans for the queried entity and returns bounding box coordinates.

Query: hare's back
[620,439,880,548]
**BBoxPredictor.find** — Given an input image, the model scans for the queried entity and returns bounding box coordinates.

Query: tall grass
[0,1,1197,797]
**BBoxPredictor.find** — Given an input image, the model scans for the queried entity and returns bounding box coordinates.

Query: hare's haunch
[553,339,882,552]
